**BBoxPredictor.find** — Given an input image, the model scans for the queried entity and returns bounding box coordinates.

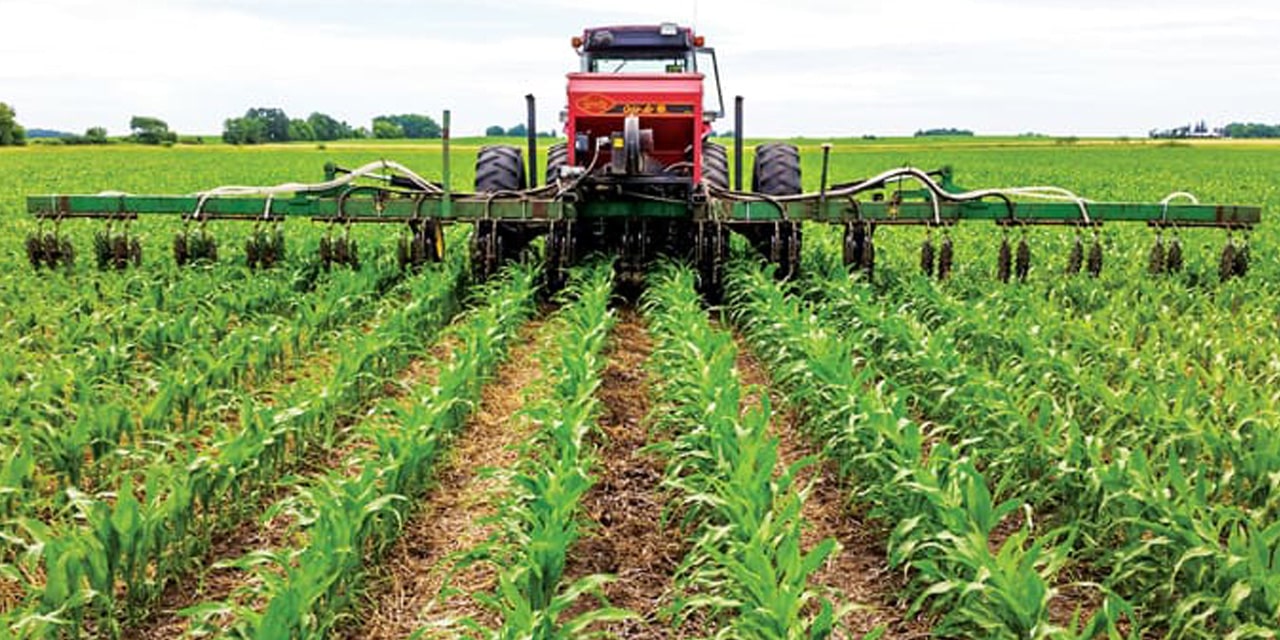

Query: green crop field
[1,138,1278,639]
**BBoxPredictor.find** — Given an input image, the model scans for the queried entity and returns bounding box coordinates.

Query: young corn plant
[805,228,1280,637]
[469,259,633,639]
[725,260,1119,639]
[643,262,838,639]
[185,262,538,639]
[1,255,468,637]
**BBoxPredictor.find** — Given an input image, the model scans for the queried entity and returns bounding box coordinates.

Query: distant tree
[288,118,316,142]
[1222,122,1280,138]
[130,116,176,145]
[222,117,267,144]
[914,128,974,137]
[485,124,506,137]
[84,127,108,144]
[372,118,405,139]
[307,112,353,141]
[353,126,370,139]
[0,103,27,146]
[373,114,441,139]
[506,123,527,137]
[243,108,290,142]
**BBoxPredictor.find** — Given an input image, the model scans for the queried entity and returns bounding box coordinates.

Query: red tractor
[472,23,802,295]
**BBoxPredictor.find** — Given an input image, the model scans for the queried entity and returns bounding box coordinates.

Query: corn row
[1,256,467,638]
[727,261,1127,639]
[802,252,1280,638]
[469,259,632,639]
[184,263,538,638]
[0,261,406,518]
[644,263,838,639]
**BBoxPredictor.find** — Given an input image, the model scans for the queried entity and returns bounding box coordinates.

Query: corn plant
[723,260,1136,639]
[467,259,633,639]
[1,254,468,637]
[185,262,537,639]
[643,262,838,639]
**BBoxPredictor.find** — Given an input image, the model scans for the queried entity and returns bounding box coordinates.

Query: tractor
[24,23,1262,295]
[470,22,802,295]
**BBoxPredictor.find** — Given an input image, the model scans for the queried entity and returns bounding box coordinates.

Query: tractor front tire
[545,142,568,185]
[703,141,729,190]
[474,145,527,193]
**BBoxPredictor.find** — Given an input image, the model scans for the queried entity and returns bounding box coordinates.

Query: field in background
[1,138,1279,638]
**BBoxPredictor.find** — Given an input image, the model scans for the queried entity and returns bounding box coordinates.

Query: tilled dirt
[734,339,933,639]
[561,310,690,639]
[343,320,548,639]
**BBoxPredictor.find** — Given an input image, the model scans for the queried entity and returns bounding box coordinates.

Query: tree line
[484,123,557,138]
[222,108,445,144]
[1,103,184,146]
[1221,122,1280,139]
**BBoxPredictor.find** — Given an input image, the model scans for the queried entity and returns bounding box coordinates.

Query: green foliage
[485,125,507,137]
[83,127,108,144]
[915,128,974,137]
[1222,122,1280,138]
[306,112,355,141]
[223,108,354,144]
[0,102,26,146]
[128,115,176,145]
[286,118,315,142]
[645,263,839,638]
[372,118,405,140]
[467,260,631,639]
[372,113,442,139]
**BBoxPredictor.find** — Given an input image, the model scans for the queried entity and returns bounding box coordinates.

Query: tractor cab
[558,24,725,190]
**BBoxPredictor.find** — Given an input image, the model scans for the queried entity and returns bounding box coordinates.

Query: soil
[560,310,691,639]
[343,320,548,639]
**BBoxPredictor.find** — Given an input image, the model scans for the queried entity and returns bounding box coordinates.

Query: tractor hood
[566,73,705,120]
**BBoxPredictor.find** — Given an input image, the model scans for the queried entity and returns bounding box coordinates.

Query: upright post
[526,94,538,188]
[442,110,452,218]
[733,95,744,191]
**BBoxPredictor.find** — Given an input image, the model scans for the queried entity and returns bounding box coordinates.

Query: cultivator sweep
[25,23,1262,293]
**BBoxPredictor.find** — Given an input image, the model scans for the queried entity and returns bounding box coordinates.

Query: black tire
[545,142,568,185]
[702,141,729,190]
[475,145,527,193]
[751,142,801,195]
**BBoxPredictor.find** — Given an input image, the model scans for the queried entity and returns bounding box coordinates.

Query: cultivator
[24,23,1262,293]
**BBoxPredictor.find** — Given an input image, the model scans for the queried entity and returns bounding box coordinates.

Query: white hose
[193,160,441,198]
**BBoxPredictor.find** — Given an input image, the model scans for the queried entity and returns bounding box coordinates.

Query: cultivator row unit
[25,24,1262,296]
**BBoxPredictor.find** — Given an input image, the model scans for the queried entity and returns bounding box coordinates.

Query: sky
[3,0,1279,138]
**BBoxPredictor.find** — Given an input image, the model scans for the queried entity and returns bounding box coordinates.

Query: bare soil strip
[561,310,687,639]
[341,320,549,639]
[734,338,933,640]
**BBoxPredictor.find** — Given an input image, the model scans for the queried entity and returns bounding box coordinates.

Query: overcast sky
[3,0,1278,137]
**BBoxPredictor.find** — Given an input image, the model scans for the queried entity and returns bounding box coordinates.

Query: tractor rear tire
[703,141,729,190]
[474,145,527,193]
[545,143,568,185]
[751,142,801,195]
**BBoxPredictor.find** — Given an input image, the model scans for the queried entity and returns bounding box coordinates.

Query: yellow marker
[613,137,624,148]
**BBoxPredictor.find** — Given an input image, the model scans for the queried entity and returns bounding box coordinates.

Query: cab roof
[580,24,694,53]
